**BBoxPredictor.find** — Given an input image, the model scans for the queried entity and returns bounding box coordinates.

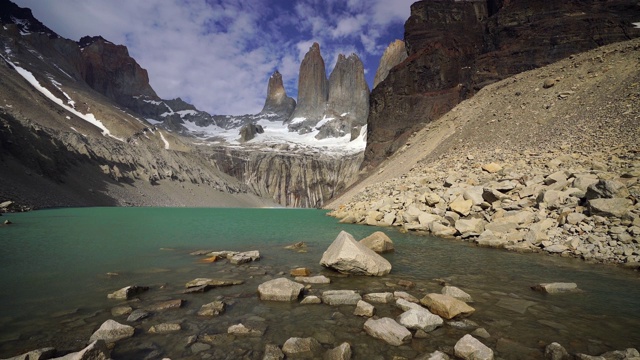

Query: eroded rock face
[363,0,640,169]
[373,40,407,89]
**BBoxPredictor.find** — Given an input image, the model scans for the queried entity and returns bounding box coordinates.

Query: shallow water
[0,207,639,359]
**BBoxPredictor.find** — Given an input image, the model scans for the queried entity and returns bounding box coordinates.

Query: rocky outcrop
[317,54,369,140]
[373,40,407,89]
[288,42,328,132]
[78,36,158,109]
[320,230,392,276]
[238,123,264,142]
[259,70,296,121]
[363,0,640,169]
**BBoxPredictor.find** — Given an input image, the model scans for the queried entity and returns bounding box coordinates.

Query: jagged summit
[259,70,296,121]
[77,35,114,48]
[373,40,407,88]
[0,0,59,38]
[287,42,329,132]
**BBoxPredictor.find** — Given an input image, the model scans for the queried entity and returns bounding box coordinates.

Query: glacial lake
[0,207,639,359]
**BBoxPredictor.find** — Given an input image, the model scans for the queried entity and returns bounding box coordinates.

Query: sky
[13,0,414,116]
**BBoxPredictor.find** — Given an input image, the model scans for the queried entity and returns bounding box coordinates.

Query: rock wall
[208,148,363,208]
[363,0,640,169]
[259,70,296,121]
[288,42,329,132]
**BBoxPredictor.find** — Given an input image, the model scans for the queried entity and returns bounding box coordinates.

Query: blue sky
[13,0,413,115]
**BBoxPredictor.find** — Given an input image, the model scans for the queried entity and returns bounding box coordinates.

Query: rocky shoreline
[329,146,640,269]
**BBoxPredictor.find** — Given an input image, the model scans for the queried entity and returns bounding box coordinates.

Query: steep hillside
[328,38,640,265]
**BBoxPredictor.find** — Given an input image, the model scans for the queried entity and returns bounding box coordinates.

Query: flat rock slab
[197,301,225,316]
[531,282,580,294]
[363,292,394,303]
[258,277,304,301]
[320,231,392,276]
[322,290,362,306]
[363,317,412,346]
[495,297,537,314]
[420,293,475,320]
[127,309,150,322]
[185,278,244,289]
[227,323,264,337]
[149,323,181,334]
[147,299,184,311]
[89,319,134,343]
[294,275,330,284]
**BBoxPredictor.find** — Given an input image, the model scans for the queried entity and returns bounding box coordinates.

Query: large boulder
[320,231,392,276]
[420,293,475,319]
[89,319,135,343]
[258,278,304,301]
[359,231,395,253]
[454,334,494,360]
[585,179,630,199]
[363,317,412,346]
[588,198,632,218]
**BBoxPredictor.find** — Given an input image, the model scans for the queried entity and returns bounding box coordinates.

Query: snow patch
[2,55,122,141]
[143,99,162,105]
[158,131,170,150]
[633,22,640,29]
[146,118,162,125]
[315,116,334,129]
[289,117,306,124]
[341,112,349,117]
[177,110,197,117]
[53,64,73,79]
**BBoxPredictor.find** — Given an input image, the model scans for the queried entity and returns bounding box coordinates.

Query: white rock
[89,319,135,343]
[320,231,391,276]
[397,308,443,332]
[300,295,322,305]
[353,300,375,317]
[258,278,304,301]
[363,317,412,346]
[454,334,494,360]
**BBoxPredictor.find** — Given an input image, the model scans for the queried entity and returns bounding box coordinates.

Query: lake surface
[0,207,639,359]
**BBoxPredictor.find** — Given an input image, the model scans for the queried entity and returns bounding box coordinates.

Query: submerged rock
[50,340,110,360]
[89,319,134,343]
[147,299,183,311]
[263,344,285,360]
[320,231,392,276]
[295,275,330,284]
[127,309,150,322]
[185,278,244,290]
[227,323,264,337]
[363,317,412,346]
[149,323,181,334]
[282,337,323,358]
[197,301,225,316]
[258,277,304,301]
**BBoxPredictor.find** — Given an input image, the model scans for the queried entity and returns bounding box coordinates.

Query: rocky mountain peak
[259,70,296,121]
[373,40,407,89]
[0,0,59,38]
[287,42,328,132]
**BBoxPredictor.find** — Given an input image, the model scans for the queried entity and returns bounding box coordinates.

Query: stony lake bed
[1,208,639,360]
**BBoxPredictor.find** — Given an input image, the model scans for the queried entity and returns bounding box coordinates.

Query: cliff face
[318,54,370,140]
[373,40,407,89]
[259,70,296,121]
[363,0,640,169]
[208,148,363,208]
[78,36,158,108]
[288,42,328,132]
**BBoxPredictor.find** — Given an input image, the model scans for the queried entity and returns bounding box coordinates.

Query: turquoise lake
[0,207,639,359]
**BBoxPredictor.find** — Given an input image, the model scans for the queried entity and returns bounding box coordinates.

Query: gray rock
[107,285,149,300]
[454,334,494,360]
[394,291,419,303]
[229,250,260,264]
[295,275,331,284]
[258,278,304,301]
[396,298,424,311]
[363,317,412,346]
[586,179,630,199]
[353,300,375,317]
[397,307,444,332]
[573,174,599,192]
[588,198,632,218]
[50,340,110,360]
[442,286,473,302]
[149,323,181,334]
[323,342,351,360]
[89,319,135,343]
[532,282,580,294]
[263,344,285,360]
[472,328,491,339]
[111,306,132,317]
[320,231,391,276]
[359,231,394,253]
[126,309,150,322]
[322,290,361,305]
[197,301,225,316]
[282,337,323,359]
[545,342,571,360]
[363,292,394,303]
